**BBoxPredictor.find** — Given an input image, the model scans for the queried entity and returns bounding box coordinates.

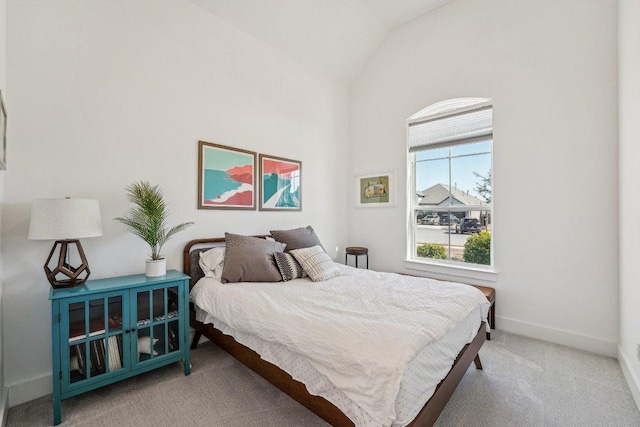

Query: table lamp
[28,198,103,288]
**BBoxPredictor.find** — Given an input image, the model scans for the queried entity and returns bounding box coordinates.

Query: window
[407,98,493,270]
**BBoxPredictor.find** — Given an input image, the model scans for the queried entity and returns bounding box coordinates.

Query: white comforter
[190,264,489,426]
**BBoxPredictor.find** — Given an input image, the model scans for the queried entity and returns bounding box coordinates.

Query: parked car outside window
[455,218,482,234]
[421,215,440,225]
[439,214,459,226]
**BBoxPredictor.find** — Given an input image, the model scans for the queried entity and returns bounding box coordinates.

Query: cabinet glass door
[64,293,128,388]
[133,283,181,366]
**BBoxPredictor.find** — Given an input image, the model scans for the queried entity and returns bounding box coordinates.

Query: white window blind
[408,101,493,152]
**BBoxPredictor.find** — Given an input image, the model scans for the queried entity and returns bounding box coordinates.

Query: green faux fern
[115,181,193,260]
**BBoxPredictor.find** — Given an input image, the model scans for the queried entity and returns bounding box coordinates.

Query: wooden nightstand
[50,270,191,425]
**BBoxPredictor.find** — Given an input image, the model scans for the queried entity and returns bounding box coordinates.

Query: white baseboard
[0,386,8,427]
[8,373,51,407]
[496,315,617,357]
[618,345,640,412]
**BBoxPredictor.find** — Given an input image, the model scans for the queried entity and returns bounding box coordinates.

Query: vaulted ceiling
[188,0,454,86]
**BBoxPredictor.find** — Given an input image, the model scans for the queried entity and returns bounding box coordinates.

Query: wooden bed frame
[183,238,486,427]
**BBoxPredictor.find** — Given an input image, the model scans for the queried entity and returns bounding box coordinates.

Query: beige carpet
[8,330,640,426]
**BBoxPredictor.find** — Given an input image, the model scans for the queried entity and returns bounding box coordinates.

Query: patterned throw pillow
[273,252,307,281]
[290,245,341,282]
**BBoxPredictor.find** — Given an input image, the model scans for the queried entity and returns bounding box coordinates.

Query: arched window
[407,98,493,270]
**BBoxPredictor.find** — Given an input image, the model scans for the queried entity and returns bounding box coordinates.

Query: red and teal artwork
[198,141,256,210]
[259,155,301,211]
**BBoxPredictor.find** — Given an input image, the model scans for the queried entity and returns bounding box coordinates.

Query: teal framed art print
[259,154,301,211]
[198,141,256,210]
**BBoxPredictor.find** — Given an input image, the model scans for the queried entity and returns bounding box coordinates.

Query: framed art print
[198,141,256,210]
[259,154,301,211]
[355,171,396,207]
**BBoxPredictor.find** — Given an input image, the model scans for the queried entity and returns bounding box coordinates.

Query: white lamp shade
[28,198,103,240]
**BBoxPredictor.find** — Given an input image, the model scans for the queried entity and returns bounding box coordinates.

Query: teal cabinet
[50,270,191,425]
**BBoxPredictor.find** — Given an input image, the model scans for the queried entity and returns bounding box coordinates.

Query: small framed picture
[198,141,256,210]
[0,90,6,170]
[355,171,396,207]
[259,154,301,211]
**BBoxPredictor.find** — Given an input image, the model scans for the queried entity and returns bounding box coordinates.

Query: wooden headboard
[182,235,270,289]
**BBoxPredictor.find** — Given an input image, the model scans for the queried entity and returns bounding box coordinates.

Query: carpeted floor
[7,330,640,426]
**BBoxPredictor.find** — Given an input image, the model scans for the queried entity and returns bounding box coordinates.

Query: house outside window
[407,98,493,270]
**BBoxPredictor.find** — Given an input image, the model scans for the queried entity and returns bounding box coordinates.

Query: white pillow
[290,245,341,282]
[199,247,225,281]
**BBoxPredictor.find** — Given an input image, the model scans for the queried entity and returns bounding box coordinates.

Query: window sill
[403,259,498,282]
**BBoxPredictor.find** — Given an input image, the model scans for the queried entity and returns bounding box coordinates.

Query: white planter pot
[145,259,166,277]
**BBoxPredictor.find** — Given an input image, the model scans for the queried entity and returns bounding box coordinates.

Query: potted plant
[115,181,193,277]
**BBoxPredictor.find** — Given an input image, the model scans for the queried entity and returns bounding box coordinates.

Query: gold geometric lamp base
[45,239,91,289]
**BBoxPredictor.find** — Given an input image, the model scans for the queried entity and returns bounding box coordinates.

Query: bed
[184,235,489,427]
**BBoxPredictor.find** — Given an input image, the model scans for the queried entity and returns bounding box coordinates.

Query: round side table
[345,247,368,269]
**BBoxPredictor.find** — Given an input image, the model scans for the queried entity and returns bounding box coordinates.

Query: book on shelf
[90,340,106,375]
[71,335,124,377]
[168,324,178,351]
[73,344,87,377]
[106,335,122,371]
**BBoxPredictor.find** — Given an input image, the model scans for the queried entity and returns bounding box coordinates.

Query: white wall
[618,0,640,410]
[349,0,619,355]
[0,0,7,421]
[0,0,4,85]
[3,0,349,405]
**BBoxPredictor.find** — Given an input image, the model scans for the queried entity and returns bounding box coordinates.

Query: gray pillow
[221,233,286,283]
[270,226,324,252]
